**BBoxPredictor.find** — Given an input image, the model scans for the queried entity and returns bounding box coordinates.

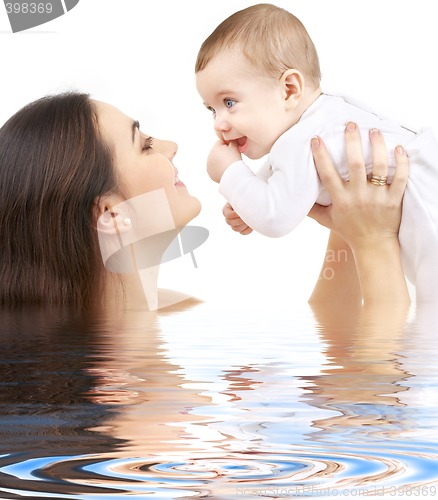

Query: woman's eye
[224,99,236,109]
[142,137,154,152]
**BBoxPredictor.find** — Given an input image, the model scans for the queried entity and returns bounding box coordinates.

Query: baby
[195,3,438,302]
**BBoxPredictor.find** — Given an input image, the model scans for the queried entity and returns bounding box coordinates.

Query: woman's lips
[237,137,248,154]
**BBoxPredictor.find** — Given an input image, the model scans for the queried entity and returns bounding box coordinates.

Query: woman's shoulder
[157,289,203,313]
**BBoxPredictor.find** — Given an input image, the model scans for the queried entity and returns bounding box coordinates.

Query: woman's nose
[155,139,178,160]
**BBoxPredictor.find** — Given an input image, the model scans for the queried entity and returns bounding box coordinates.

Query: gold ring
[369,174,388,186]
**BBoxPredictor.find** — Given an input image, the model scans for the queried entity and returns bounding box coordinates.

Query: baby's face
[196,50,294,159]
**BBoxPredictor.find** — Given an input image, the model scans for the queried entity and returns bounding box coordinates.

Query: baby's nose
[213,115,231,134]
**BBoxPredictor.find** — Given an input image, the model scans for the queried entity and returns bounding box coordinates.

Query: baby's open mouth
[175,175,185,187]
[237,137,248,154]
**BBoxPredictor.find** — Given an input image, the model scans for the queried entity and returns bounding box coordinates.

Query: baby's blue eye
[207,106,216,117]
[225,99,236,108]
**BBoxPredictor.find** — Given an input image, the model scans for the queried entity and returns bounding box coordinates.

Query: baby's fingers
[239,225,253,235]
[226,216,253,234]
[223,203,253,234]
[223,203,238,218]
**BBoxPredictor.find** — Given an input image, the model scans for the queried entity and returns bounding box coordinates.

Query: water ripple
[1,447,437,498]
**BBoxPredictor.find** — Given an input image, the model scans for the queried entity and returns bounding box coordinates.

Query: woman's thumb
[308,203,330,229]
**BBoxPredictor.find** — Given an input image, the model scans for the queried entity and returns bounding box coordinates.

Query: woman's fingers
[369,128,389,178]
[389,145,409,200]
[308,122,409,253]
[310,135,345,230]
[311,136,343,194]
[345,122,367,185]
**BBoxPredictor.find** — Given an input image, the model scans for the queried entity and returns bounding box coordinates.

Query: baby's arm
[219,136,321,238]
[206,139,253,234]
[221,158,272,236]
[207,140,242,183]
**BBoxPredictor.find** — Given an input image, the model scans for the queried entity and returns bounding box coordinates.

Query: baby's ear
[280,69,305,108]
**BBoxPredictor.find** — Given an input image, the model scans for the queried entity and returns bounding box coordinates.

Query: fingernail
[396,145,405,156]
[311,136,320,149]
[369,128,381,136]
[346,122,357,133]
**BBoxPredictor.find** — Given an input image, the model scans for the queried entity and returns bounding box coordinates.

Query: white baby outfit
[219,93,438,301]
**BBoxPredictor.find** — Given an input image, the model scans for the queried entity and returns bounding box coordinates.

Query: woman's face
[94,101,201,228]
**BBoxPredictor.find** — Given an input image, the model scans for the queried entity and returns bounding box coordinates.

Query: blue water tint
[0,455,64,481]
[0,303,438,498]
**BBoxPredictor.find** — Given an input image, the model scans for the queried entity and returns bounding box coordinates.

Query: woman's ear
[280,69,305,109]
[93,193,131,235]
[94,193,123,219]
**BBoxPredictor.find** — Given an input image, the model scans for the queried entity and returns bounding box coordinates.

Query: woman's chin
[192,198,202,218]
[179,197,202,227]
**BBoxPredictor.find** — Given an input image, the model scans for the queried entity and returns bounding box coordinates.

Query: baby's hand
[223,202,253,235]
[207,140,242,183]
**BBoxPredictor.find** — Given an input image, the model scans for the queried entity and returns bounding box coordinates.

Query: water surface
[0,301,437,498]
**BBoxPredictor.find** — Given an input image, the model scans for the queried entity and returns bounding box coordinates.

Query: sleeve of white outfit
[219,131,322,238]
[254,157,272,181]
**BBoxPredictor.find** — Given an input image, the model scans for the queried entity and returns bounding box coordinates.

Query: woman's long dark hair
[0,92,117,307]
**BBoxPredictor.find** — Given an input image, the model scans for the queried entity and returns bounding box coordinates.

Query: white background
[1,0,436,309]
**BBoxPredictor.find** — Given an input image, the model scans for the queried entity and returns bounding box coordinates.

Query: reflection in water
[306,301,413,443]
[0,307,124,496]
[0,302,437,498]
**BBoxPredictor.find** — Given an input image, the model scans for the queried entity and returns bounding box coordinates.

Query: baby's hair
[195,3,321,89]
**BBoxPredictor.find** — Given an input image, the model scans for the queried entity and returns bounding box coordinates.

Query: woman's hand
[308,122,410,306]
[309,122,409,250]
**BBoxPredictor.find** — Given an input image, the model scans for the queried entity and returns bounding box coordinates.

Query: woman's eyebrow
[131,120,140,144]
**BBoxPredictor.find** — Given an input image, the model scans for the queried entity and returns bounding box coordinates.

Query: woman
[0,92,408,309]
[0,93,201,309]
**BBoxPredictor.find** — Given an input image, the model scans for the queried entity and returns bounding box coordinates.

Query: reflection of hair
[195,3,321,89]
[0,92,116,307]
[0,307,123,457]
